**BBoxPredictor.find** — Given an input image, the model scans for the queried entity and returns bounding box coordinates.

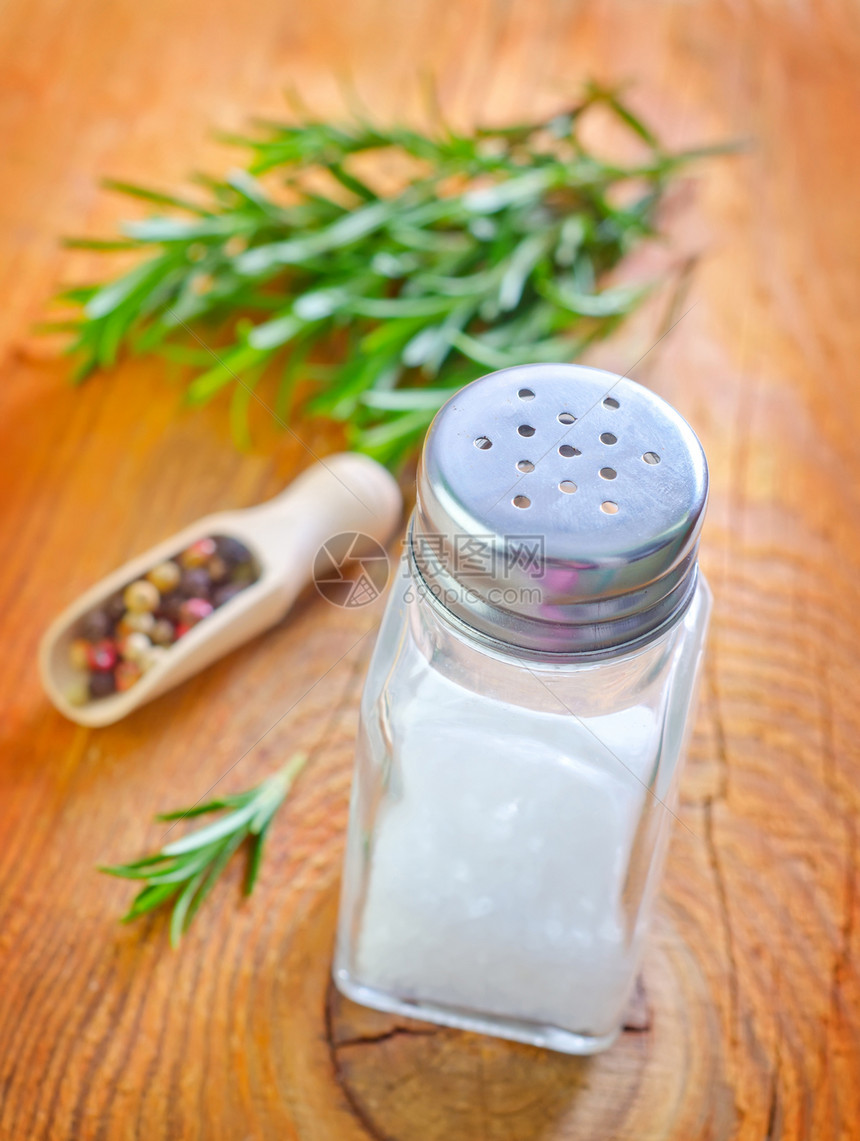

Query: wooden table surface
[2,0,859,1138]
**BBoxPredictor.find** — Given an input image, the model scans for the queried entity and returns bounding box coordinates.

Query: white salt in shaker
[334,363,711,1055]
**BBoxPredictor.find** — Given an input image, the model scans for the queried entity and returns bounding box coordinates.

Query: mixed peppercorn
[67,535,258,704]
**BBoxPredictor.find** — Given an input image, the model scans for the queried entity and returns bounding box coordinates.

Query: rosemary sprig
[100,752,307,945]
[53,83,722,465]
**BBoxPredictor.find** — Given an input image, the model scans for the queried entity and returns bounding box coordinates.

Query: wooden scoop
[39,453,403,728]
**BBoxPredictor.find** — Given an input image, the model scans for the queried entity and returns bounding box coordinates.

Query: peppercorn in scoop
[66,535,258,704]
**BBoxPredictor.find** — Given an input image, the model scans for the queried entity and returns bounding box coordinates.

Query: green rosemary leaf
[662,140,747,167]
[95,308,131,368]
[275,331,313,419]
[99,856,171,879]
[229,366,260,450]
[401,324,451,369]
[33,319,84,333]
[156,799,231,821]
[122,882,181,923]
[358,315,426,356]
[354,407,437,455]
[541,279,650,317]
[305,355,396,418]
[246,313,305,351]
[158,344,227,368]
[462,167,561,214]
[417,302,479,376]
[409,266,499,297]
[102,754,308,942]
[102,178,209,214]
[388,223,470,254]
[173,828,249,945]
[498,231,555,313]
[360,387,458,411]
[168,868,209,947]
[62,237,142,251]
[56,284,101,304]
[161,801,262,857]
[142,845,224,885]
[244,826,269,896]
[329,362,401,421]
[352,295,458,319]
[225,168,283,215]
[248,752,309,834]
[449,331,516,371]
[601,89,662,150]
[326,162,378,202]
[235,198,394,274]
[114,853,174,869]
[122,216,243,243]
[185,344,266,404]
[54,91,731,462]
[85,259,166,321]
[293,285,358,321]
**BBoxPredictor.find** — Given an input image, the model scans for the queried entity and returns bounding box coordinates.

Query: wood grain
[1,0,860,1138]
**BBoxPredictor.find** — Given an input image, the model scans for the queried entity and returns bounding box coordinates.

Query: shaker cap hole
[603,396,620,409]
[513,495,531,509]
[558,412,576,425]
[474,436,493,450]
[518,425,536,437]
[518,388,535,401]
[599,467,617,480]
[558,444,581,458]
[643,451,661,464]
[600,432,617,445]
[517,460,535,473]
[600,500,619,514]
[559,481,577,494]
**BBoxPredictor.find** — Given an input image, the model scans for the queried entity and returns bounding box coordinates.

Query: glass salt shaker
[334,362,711,1055]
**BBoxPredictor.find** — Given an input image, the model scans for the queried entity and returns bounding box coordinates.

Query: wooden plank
[1,0,859,1137]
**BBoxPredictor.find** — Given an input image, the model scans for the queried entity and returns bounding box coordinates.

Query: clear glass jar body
[334,552,712,1055]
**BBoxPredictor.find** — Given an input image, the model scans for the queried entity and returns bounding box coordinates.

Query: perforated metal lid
[410,362,708,656]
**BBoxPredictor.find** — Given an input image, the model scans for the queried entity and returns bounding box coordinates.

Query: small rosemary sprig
[50,83,724,465]
[100,752,307,945]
